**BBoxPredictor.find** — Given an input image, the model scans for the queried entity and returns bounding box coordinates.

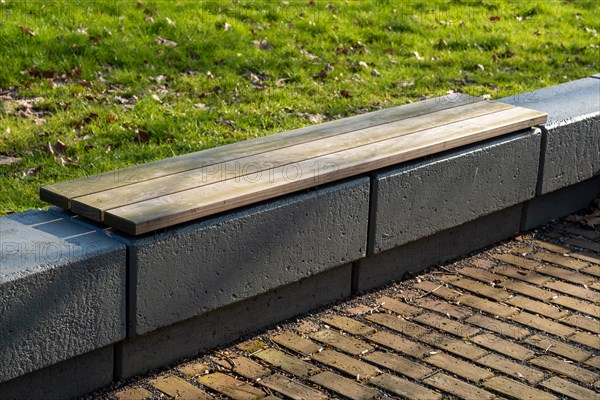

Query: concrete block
[501,78,600,194]
[114,177,369,336]
[355,205,522,293]
[0,345,114,400]
[591,74,600,79]
[0,210,125,383]
[116,264,352,378]
[522,176,600,231]
[370,130,540,254]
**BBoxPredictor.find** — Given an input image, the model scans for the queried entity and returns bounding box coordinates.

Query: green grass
[0,0,598,214]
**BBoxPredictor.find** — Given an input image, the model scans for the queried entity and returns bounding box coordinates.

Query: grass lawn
[0,0,598,214]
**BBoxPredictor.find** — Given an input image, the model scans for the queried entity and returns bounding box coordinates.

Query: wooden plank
[105,107,547,234]
[71,100,514,221]
[41,94,482,208]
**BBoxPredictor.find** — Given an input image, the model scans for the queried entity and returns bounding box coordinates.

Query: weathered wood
[104,106,546,234]
[41,93,480,208]
[70,100,513,221]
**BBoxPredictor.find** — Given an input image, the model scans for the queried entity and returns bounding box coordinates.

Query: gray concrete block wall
[355,205,522,293]
[0,346,114,400]
[0,210,126,384]
[116,264,352,378]
[369,130,540,254]
[115,177,369,336]
[501,77,600,194]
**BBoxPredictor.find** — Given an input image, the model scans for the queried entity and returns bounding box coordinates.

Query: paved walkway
[94,206,599,400]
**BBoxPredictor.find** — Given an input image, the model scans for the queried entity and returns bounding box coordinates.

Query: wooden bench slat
[40,94,480,208]
[70,100,514,221]
[104,106,546,235]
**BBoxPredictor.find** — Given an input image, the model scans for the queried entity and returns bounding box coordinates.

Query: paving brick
[424,372,496,400]
[366,331,433,358]
[512,312,576,338]
[477,354,545,384]
[259,374,327,400]
[510,245,535,255]
[441,276,511,301]
[499,281,556,301]
[466,314,531,340]
[414,281,461,299]
[534,240,571,255]
[178,362,211,378]
[309,371,379,400]
[237,339,269,353]
[456,294,518,318]
[572,251,600,265]
[505,296,569,319]
[559,314,600,334]
[365,313,429,338]
[419,332,489,360]
[493,253,541,269]
[543,280,600,302]
[585,355,600,369]
[482,376,558,400]
[558,224,600,240]
[492,265,551,285]
[531,251,589,270]
[566,238,600,253]
[377,296,421,317]
[321,315,376,336]
[271,332,321,356]
[197,373,266,400]
[541,376,599,400]
[530,355,597,384]
[212,355,271,380]
[309,329,373,355]
[471,333,535,361]
[363,351,433,379]
[413,297,472,319]
[455,266,502,283]
[254,349,319,378]
[149,375,212,400]
[424,353,493,382]
[311,349,381,379]
[413,312,480,337]
[582,264,600,277]
[552,296,600,318]
[538,265,599,287]
[524,334,592,363]
[115,387,154,400]
[369,373,441,400]
[569,331,600,350]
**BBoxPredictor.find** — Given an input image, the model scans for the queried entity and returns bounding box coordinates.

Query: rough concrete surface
[501,77,600,194]
[0,210,125,383]
[355,205,522,293]
[522,175,600,231]
[115,264,352,379]
[370,130,540,254]
[0,345,114,400]
[115,177,369,336]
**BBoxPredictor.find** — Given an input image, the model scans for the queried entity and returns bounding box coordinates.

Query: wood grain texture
[41,93,480,208]
[104,106,547,234]
[71,100,513,221]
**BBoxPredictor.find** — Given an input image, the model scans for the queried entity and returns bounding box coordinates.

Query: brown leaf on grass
[0,155,21,166]
[489,15,501,22]
[252,38,271,50]
[155,36,177,47]
[224,22,232,32]
[19,26,37,36]
[53,140,68,155]
[22,166,41,177]
[340,90,351,98]
[134,130,150,143]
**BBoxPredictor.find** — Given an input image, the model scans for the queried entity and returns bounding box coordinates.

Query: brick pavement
[93,212,599,400]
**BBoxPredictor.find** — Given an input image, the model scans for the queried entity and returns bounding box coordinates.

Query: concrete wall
[1,75,598,399]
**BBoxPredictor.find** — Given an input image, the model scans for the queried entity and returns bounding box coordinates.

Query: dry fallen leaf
[155,36,177,47]
[19,25,37,36]
[134,130,150,143]
[490,15,501,22]
[224,22,232,32]
[22,166,41,177]
[0,156,21,166]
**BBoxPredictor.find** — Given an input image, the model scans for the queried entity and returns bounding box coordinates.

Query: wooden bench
[40,94,547,235]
